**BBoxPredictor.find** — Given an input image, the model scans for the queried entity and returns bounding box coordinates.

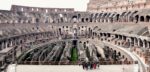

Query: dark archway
[129,11,138,22]
[81,18,84,22]
[146,15,150,22]
[116,14,120,22]
[78,14,81,18]
[59,28,61,35]
[72,15,78,23]
[36,18,39,23]
[85,18,89,22]
[60,18,63,23]
[140,16,144,22]
[135,15,139,23]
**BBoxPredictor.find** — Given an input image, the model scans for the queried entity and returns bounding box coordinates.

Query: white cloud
[0,0,89,11]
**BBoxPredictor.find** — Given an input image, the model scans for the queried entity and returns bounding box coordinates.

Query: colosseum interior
[0,0,150,72]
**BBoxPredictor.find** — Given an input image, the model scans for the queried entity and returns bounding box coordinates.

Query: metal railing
[18,61,138,65]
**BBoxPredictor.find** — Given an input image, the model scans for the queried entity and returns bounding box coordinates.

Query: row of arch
[1,10,150,24]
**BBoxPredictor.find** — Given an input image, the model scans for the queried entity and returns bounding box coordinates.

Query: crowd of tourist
[81,62,100,70]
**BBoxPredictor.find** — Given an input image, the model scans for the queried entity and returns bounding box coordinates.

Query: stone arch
[93,26,98,30]
[129,11,138,22]
[130,37,134,47]
[95,13,99,22]
[63,14,68,22]
[90,18,92,22]
[89,14,93,22]
[88,27,92,37]
[85,18,89,22]
[99,13,103,22]
[118,35,122,39]
[101,13,107,22]
[103,13,108,22]
[59,14,64,23]
[118,52,121,56]
[81,18,84,22]
[107,33,111,37]
[146,15,150,22]
[139,39,143,47]
[143,39,147,48]
[140,16,144,22]
[135,15,139,23]
[59,28,62,35]
[116,14,120,22]
[103,33,106,37]
[123,36,126,41]
[72,15,78,23]
[105,13,111,22]
[90,13,94,18]
[120,12,125,22]
[78,14,81,18]
[115,34,118,38]
[36,18,39,23]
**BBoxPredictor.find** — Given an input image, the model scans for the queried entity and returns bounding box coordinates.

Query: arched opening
[143,40,147,48]
[36,18,39,23]
[106,13,111,22]
[90,18,92,22]
[72,16,78,23]
[81,18,84,22]
[146,15,150,22]
[129,11,138,22]
[120,12,126,21]
[88,28,92,37]
[64,14,67,22]
[140,16,144,22]
[60,18,63,23]
[78,14,81,18]
[139,39,143,47]
[59,28,62,35]
[135,15,139,23]
[116,14,120,22]
[99,13,103,22]
[85,18,89,22]
[118,52,121,56]
[90,14,94,18]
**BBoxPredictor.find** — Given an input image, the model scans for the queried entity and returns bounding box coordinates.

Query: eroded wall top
[11,5,74,13]
[87,0,150,12]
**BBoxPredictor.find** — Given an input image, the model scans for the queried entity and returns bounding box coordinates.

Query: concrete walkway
[7,64,135,72]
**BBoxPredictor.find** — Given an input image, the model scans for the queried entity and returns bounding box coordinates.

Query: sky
[0,0,89,11]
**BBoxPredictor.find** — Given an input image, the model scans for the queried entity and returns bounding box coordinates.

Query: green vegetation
[71,48,78,62]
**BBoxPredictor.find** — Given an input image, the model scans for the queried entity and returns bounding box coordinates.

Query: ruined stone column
[10,40,13,47]
[1,42,4,49]
[147,42,150,49]
[5,41,8,48]
[133,38,137,47]
[137,39,140,47]
[143,40,146,48]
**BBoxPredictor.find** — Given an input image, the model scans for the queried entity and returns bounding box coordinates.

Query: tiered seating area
[0,2,149,72]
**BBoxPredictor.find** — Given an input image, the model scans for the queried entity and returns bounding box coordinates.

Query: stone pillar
[1,42,3,49]
[5,41,8,48]
[143,41,146,48]
[3,41,5,49]
[147,42,150,49]
[13,39,16,46]
[10,40,13,47]
[127,38,131,48]
[0,42,1,50]
[0,42,3,50]
[134,38,137,47]
[138,39,140,47]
